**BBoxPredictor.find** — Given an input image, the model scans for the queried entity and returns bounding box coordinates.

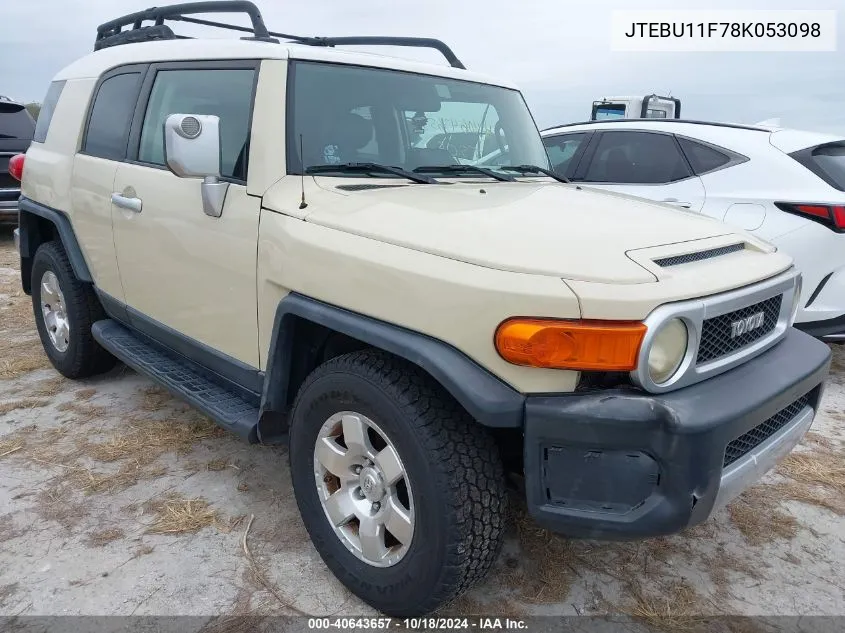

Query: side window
[542,133,587,175]
[33,80,66,144]
[678,137,732,174]
[83,72,142,160]
[138,68,256,180]
[583,131,692,184]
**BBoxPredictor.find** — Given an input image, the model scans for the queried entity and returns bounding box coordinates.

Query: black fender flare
[258,293,525,433]
[18,197,93,285]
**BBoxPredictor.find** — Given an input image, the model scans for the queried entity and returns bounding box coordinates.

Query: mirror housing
[163,114,229,217]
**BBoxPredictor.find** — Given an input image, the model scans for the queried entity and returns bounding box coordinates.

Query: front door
[111,62,261,367]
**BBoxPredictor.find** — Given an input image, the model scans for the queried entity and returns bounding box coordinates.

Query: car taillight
[8,153,25,182]
[775,202,845,232]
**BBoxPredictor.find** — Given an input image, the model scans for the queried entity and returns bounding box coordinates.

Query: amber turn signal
[494,318,647,371]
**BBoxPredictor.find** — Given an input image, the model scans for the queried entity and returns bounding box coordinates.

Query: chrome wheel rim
[313,412,415,568]
[40,271,70,353]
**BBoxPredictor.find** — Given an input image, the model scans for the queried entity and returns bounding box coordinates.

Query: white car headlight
[789,275,803,326]
[648,318,689,384]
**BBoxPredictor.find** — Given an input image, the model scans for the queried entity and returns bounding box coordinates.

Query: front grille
[697,294,782,364]
[654,243,745,267]
[723,395,810,467]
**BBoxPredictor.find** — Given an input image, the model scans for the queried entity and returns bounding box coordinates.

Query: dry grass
[35,482,90,530]
[70,461,168,494]
[728,487,799,545]
[768,481,845,516]
[86,527,125,547]
[627,579,708,632]
[803,431,837,451]
[778,451,845,493]
[0,436,25,458]
[85,417,225,463]
[0,398,49,416]
[145,495,219,535]
[509,505,580,603]
[0,340,50,379]
[56,400,109,423]
[27,375,67,397]
[73,388,97,401]
[206,458,230,471]
[139,385,175,412]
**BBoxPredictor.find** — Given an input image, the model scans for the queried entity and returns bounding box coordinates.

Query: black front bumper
[523,328,831,540]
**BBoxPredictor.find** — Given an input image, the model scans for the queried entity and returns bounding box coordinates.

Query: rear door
[111,60,261,367]
[571,130,706,211]
[71,67,147,302]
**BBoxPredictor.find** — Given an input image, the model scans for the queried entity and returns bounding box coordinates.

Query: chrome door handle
[111,192,142,213]
[662,198,692,208]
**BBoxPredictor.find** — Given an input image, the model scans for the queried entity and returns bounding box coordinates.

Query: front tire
[31,241,115,378]
[288,350,507,616]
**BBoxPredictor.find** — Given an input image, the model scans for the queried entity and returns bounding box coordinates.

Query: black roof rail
[541,119,771,133]
[95,1,276,50]
[94,1,467,69]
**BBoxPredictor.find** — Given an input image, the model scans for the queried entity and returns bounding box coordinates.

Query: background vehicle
[11,0,830,617]
[0,96,35,224]
[541,119,845,341]
[591,94,681,120]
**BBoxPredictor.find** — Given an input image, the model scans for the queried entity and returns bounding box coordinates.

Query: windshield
[288,61,550,177]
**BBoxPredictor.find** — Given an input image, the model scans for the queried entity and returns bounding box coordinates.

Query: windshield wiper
[306,162,438,184]
[500,164,570,183]
[413,164,515,182]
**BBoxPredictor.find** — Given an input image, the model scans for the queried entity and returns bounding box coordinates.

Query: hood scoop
[654,243,745,268]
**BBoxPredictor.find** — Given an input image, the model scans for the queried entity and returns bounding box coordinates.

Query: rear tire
[31,241,116,378]
[288,350,507,616]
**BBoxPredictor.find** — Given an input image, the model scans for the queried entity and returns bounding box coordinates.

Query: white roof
[541,119,844,155]
[53,38,515,89]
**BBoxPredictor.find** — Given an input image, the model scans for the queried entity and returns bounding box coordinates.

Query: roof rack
[541,119,770,133]
[94,0,467,69]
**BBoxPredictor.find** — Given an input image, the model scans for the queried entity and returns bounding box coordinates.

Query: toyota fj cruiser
[11,1,831,617]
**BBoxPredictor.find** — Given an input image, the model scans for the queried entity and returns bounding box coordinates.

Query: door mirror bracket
[164,113,230,217]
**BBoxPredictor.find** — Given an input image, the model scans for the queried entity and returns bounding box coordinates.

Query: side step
[92,320,259,442]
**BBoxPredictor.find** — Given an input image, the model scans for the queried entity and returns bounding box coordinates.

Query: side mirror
[163,113,229,217]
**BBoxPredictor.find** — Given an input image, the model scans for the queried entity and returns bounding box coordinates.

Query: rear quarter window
[806,143,845,191]
[32,81,66,143]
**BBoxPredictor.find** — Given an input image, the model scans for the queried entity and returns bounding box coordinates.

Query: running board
[92,320,259,441]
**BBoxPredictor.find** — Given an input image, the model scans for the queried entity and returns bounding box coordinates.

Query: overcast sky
[2,0,843,133]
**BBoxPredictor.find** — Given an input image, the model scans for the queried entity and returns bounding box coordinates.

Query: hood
[299,180,743,283]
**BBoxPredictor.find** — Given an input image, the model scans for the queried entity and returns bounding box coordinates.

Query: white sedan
[540,119,845,341]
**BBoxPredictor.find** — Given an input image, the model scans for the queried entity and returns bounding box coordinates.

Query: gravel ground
[1,228,843,628]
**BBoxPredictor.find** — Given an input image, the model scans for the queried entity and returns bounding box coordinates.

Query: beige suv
[12,1,831,617]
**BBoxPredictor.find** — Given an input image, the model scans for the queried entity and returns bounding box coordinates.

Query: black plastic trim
[794,313,845,339]
[95,289,262,401]
[17,196,92,282]
[805,272,834,308]
[523,328,830,539]
[260,293,525,429]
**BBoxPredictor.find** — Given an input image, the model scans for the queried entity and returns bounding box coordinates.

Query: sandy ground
[1,227,843,627]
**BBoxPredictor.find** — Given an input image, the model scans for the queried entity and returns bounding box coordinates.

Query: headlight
[648,318,688,384]
[789,275,803,326]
